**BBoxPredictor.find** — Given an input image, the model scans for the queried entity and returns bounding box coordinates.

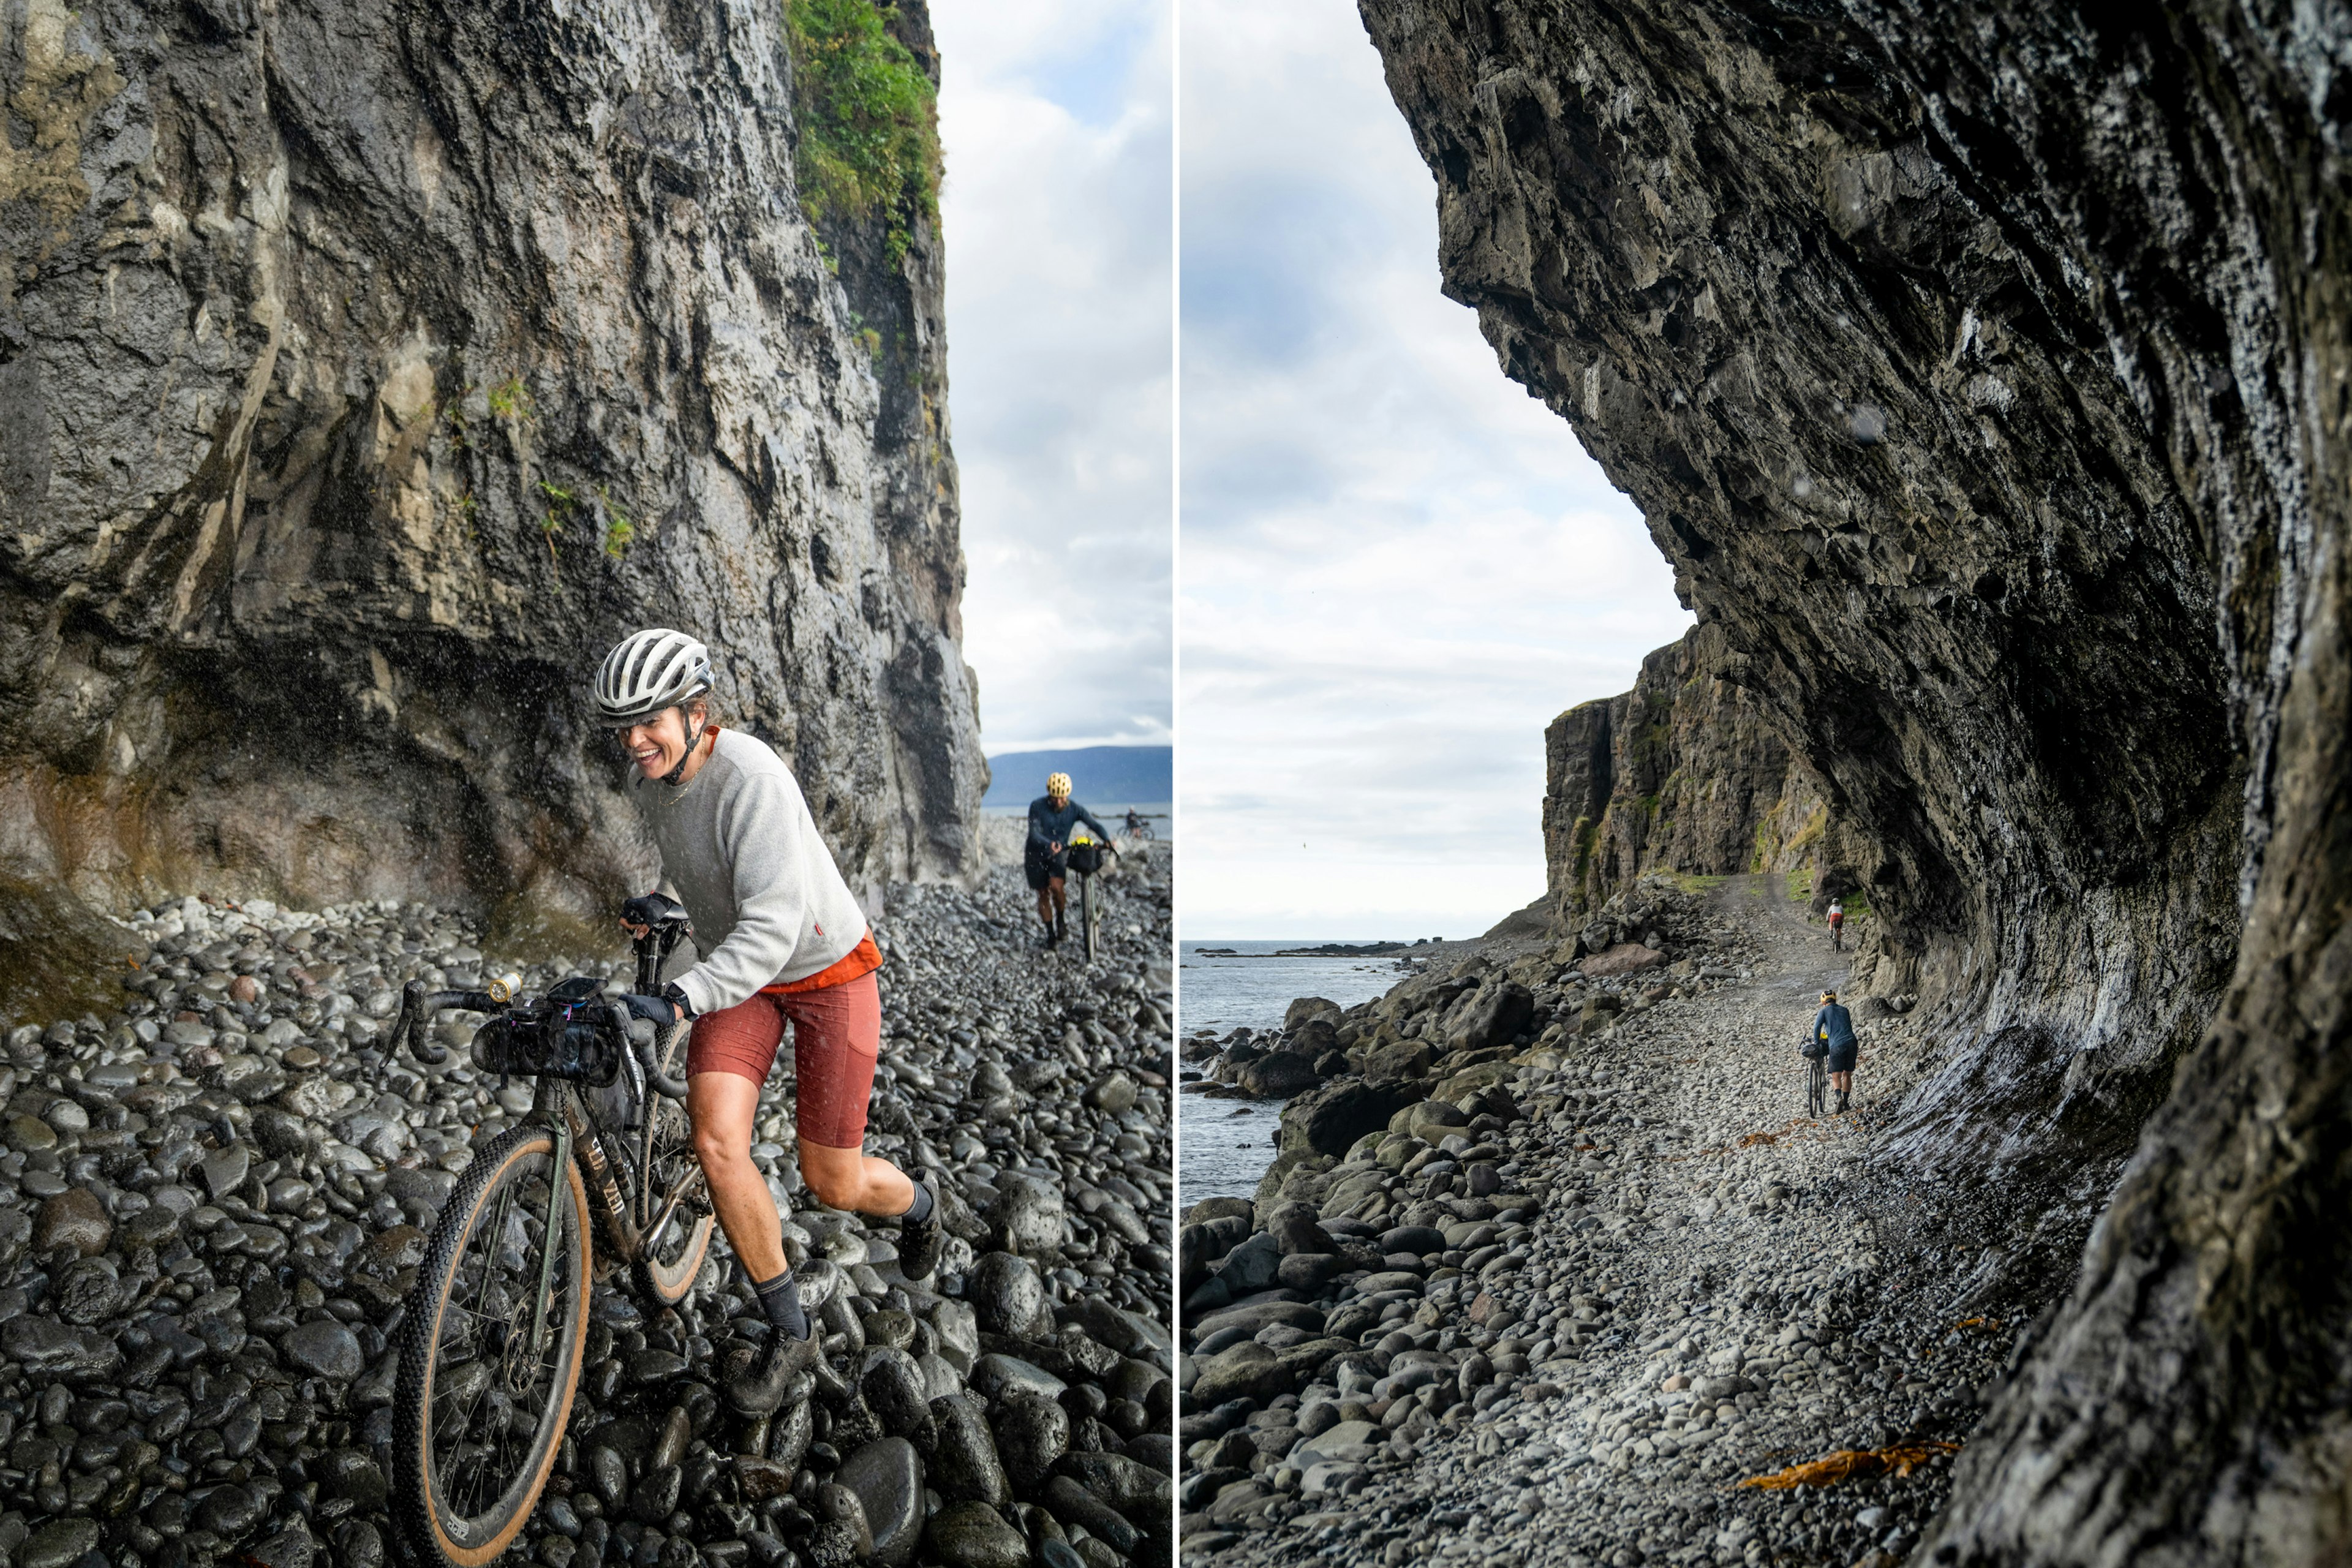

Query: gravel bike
[388,897,715,1567]
[1804,1041,1828,1119]
[1123,810,1155,842]
[1066,832,1112,959]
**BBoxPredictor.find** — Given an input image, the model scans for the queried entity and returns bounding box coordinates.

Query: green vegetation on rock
[785,0,940,263]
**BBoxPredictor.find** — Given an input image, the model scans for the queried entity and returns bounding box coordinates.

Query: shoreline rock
[1175,873,2023,1566]
[0,848,1175,1568]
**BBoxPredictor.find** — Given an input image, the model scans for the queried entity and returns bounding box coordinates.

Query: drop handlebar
[393,979,508,1067]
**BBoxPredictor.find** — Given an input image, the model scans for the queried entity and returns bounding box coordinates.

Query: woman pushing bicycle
[1811,989,1860,1113]
[595,628,949,1417]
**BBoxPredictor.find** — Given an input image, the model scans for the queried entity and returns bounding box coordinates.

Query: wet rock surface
[0,845,1174,1567]
[0,0,984,1007]
[1357,2,2352,1560]
[1180,876,2011,1566]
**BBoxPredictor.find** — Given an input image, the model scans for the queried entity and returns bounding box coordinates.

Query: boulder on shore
[1582,943,1670,978]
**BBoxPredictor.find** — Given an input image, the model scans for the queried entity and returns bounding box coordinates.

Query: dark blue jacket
[1027,796,1109,852]
[1812,1003,1857,1053]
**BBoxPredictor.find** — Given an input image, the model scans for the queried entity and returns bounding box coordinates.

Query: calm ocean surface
[1176,940,1417,1205]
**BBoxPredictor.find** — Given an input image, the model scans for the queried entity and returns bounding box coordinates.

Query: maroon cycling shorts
[685,968,882,1148]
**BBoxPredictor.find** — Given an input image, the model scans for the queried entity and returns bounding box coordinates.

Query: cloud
[1178,0,1693,938]
[932,1,1173,754]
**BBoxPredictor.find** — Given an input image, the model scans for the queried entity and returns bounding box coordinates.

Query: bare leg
[798,1138,915,1218]
[688,1071,786,1280]
[1831,1071,1852,1093]
[1050,876,1068,918]
[1036,886,1055,927]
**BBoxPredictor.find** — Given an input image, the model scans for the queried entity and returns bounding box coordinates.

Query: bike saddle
[622,892,691,929]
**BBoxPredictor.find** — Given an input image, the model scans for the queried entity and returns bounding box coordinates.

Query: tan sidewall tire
[394,1127,593,1568]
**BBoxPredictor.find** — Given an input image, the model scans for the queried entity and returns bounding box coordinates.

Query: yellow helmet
[1046,772,1072,796]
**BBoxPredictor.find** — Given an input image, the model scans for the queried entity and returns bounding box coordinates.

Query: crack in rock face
[0,0,986,965]
[1359,1,2352,1559]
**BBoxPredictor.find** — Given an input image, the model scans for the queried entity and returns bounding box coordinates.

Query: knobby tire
[394,1125,594,1568]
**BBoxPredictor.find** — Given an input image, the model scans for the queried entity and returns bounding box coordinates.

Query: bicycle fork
[526,1117,573,1365]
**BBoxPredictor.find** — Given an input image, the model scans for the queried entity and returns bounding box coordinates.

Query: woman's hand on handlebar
[618,993,682,1025]
[620,888,662,942]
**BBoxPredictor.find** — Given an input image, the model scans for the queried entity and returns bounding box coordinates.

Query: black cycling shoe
[1043,924,1060,949]
[896,1174,946,1281]
[723,1330,820,1418]
[1054,912,1067,944]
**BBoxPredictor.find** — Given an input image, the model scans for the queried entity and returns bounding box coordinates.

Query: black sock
[902,1180,934,1226]
[750,1269,807,1340]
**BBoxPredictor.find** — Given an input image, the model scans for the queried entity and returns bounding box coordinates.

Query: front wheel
[394,1125,594,1568]
[1079,872,1099,960]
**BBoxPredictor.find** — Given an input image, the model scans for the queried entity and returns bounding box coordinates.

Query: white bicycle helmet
[595,628,712,726]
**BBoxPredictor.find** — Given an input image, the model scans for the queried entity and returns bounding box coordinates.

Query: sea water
[1176,940,1415,1204]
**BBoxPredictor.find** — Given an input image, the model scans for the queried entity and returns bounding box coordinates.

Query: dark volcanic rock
[0,749,1172,1568]
[282,1319,364,1381]
[1237,1049,1322,1098]
[0,0,984,949]
[861,1348,937,1442]
[965,1251,1051,1338]
[1447,982,1533,1053]
[989,1392,1071,1490]
[31,1189,109,1257]
[834,1438,924,1568]
[928,1395,1010,1506]
[1545,625,1862,918]
[924,1501,1027,1568]
[1361,0,2352,1558]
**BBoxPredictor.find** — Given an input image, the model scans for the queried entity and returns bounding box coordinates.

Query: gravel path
[1178,874,2016,1568]
[0,850,1175,1568]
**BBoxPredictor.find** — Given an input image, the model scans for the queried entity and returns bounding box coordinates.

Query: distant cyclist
[1827,897,1845,952]
[1811,988,1860,1112]
[1027,772,1112,947]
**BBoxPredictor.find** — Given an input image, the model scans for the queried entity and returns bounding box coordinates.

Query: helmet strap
[663,710,710,787]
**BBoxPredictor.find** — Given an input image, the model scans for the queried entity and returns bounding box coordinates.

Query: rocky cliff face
[0,0,986,983]
[1542,622,1869,925]
[1363,0,2352,1559]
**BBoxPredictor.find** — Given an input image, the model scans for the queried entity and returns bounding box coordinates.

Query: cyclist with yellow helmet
[1026,772,1114,947]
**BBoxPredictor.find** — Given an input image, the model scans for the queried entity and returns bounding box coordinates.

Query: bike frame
[390,914,703,1283]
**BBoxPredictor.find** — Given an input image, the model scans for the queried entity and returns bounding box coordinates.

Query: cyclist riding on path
[595,628,960,1417]
[1828,897,1845,952]
[1812,988,1860,1112]
[1026,772,1114,948]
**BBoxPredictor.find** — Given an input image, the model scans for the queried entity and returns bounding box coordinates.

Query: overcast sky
[932,2,1172,755]
[1180,1,1693,938]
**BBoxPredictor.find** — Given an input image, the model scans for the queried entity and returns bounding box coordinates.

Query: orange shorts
[685,938,883,1147]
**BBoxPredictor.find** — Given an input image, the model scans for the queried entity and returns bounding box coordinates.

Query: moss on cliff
[786,0,941,263]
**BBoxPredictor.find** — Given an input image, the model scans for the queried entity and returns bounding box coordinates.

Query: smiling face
[619,700,707,779]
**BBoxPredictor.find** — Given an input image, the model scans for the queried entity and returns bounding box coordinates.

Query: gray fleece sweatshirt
[632,729,869,1014]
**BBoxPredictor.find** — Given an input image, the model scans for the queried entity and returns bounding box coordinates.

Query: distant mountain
[982,745,1170,809]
